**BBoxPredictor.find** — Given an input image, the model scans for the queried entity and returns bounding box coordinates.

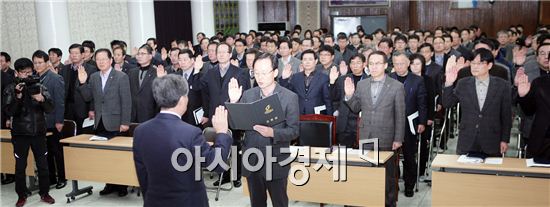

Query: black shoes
[233,180,242,188]
[213,176,241,187]
[1,176,15,185]
[55,180,67,189]
[405,188,414,197]
[118,188,128,197]
[99,185,115,196]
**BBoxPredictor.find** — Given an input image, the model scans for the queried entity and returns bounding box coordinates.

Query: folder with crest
[225,94,285,130]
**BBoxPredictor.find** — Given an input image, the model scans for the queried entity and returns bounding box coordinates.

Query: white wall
[1,1,132,64]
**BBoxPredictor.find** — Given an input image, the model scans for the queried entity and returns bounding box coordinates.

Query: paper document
[314,105,326,114]
[407,111,419,135]
[457,155,484,164]
[526,158,550,167]
[82,118,94,128]
[484,158,503,165]
[193,107,204,125]
[89,135,108,141]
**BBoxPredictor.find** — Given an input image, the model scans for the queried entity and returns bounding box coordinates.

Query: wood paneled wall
[260,1,540,38]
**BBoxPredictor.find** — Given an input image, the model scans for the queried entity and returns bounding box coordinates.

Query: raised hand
[77,65,88,84]
[161,47,168,61]
[339,61,348,75]
[194,55,204,74]
[513,46,527,65]
[329,65,339,84]
[344,77,355,98]
[445,55,459,86]
[517,70,531,97]
[282,63,293,79]
[514,67,526,86]
[114,63,122,71]
[212,106,229,134]
[187,41,195,54]
[156,65,167,77]
[230,59,239,67]
[131,47,138,56]
[228,78,242,103]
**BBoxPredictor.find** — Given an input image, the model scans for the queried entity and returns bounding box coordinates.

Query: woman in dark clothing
[409,54,436,177]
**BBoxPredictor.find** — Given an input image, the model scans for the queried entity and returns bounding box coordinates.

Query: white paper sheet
[89,135,108,141]
[457,155,484,164]
[314,105,326,114]
[193,107,204,125]
[82,118,94,128]
[526,158,550,167]
[407,111,419,135]
[484,158,503,165]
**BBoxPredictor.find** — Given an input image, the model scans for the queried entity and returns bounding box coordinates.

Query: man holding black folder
[228,53,299,207]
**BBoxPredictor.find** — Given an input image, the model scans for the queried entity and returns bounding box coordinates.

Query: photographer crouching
[2,58,55,207]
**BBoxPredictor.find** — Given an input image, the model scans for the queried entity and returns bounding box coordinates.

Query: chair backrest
[202,127,233,142]
[298,114,336,147]
[61,119,77,139]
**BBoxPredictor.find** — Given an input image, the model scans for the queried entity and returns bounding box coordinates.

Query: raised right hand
[329,65,339,84]
[228,78,242,103]
[77,65,87,84]
[282,63,292,79]
[212,106,229,134]
[344,77,355,98]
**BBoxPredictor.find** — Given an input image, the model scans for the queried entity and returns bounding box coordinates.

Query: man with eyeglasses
[443,48,512,157]
[344,51,405,207]
[228,53,299,207]
[389,52,427,197]
[32,50,67,190]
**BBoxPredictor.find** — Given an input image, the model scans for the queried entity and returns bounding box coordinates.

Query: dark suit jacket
[442,76,512,155]
[422,74,436,121]
[79,69,131,131]
[425,61,443,104]
[133,113,232,207]
[59,63,97,120]
[128,65,159,123]
[518,76,550,160]
[40,70,65,129]
[239,84,300,180]
[1,68,15,128]
[279,70,333,115]
[390,72,428,130]
[200,64,250,119]
[330,73,368,133]
[172,68,204,126]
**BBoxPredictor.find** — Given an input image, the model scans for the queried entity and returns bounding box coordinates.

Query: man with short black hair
[32,50,67,190]
[277,39,301,78]
[48,48,63,73]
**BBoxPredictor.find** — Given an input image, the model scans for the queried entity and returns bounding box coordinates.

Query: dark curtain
[153,1,193,50]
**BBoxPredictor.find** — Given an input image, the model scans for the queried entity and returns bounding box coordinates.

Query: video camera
[15,75,41,95]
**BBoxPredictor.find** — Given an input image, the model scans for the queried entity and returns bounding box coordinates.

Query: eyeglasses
[137,52,149,56]
[470,61,488,66]
[538,52,548,57]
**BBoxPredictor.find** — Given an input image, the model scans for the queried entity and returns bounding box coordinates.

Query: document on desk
[89,135,108,141]
[407,111,419,135]
[457,155,484,164]
[484,158,503,165]
[526,158,550,167]
[193,107,204,125]
[82,118,94,128]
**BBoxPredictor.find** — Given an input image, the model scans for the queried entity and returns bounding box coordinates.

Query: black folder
[225,94,285,130]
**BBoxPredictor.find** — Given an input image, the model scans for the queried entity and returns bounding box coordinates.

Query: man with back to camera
[133,74,232,207]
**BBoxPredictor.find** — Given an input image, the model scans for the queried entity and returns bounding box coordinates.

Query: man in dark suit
[32,50,67,189]
[228,53,299,207]
[128,44,165,123]
[344,51,406,207]
[242,49,259,88]
[79,48,132,197]
[457,39,511,82]
[330,54,368,147]
[0,52,15,185]
[59,44,98,134]
[432,36,450,69]
[390,52,427,197]
[133,74,233,207]
[112,47,135,74]
[443,48,512,156]
[280,49,333,115]
[171,49,206,127]
[201,43,250,187]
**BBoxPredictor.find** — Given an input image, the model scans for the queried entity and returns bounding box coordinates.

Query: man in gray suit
[344,51,405,207]
[228,53,299,207]
[443,48,512,156]
[78,48,132,197]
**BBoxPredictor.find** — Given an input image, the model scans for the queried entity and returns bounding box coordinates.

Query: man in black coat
[59,44,98,134]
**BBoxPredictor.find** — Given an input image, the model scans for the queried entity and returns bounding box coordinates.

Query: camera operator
[2,58,56,206]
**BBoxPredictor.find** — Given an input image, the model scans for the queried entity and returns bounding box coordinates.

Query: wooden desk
[243,147,394,206]
[1,129,35,175]
[61,134,138,202]
[431,154,550,207]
